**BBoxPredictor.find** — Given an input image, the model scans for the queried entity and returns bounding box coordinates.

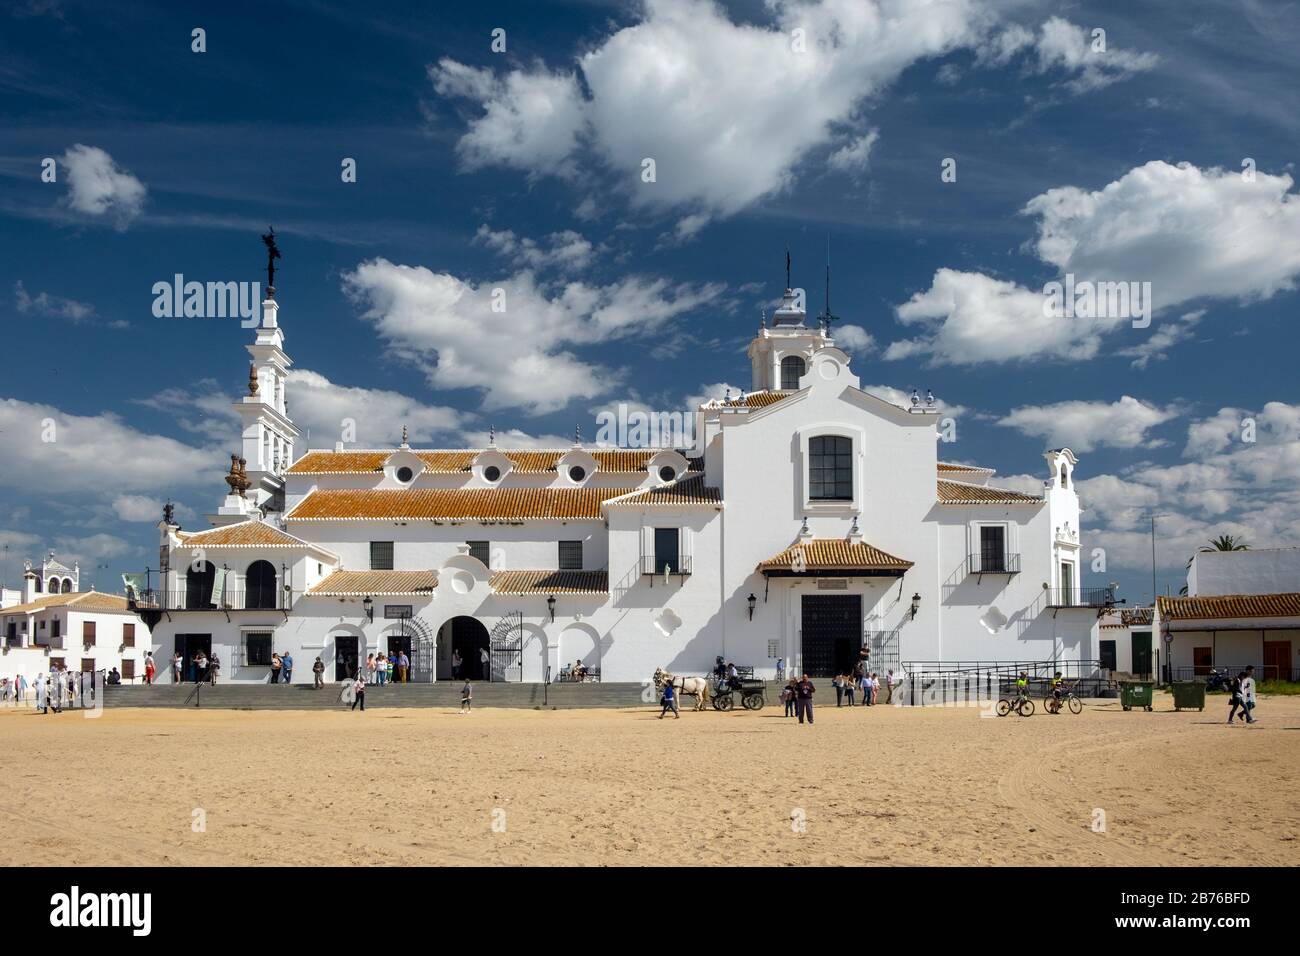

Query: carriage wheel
[743,693,764,711]
[1068,696,1083,715]
[715,694,734,711]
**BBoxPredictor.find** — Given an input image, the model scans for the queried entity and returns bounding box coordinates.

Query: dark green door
[1131,631,1152,678]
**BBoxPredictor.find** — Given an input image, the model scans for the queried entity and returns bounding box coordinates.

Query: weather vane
[261,227,281,295]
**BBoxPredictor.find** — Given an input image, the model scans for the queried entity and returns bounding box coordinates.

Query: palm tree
[1180,535,1249,594]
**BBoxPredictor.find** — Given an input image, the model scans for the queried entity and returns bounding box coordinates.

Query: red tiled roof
[309,570,438,596]
[285,487,623,521]
[757,539,913,573]
[489,570,608,594]
[287,448,700,475]
[605,475,722,507]
[1156,593,1300,622]
[937,479,1042,505]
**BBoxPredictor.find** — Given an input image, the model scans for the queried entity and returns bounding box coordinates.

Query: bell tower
[227,231,298,517]
[746,261,831,393]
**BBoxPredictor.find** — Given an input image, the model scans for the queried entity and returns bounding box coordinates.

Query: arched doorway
[245,560,277,609]
[439,616,491,681]
[185,562,216,609]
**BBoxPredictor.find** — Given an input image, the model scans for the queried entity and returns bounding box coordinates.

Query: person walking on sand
[1238,665,1258,724]
[659,677,679,719]
[35,675,46,714]
[350,674,365,711]
[885,669,898,705]
[780,680,795,717]
[313,656,325,689]
[844,674,857,707]
[143,651,155,685]
[794,673,815,725]
[460,679,473,714]
[1227,671,1247,723]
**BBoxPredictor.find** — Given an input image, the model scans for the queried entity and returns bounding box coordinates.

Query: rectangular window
[654,528,680,574]
[467,541,490,565]
[243,632,273,667]
[1060,561,1074,598]
[121,659,136,680]
[979,526,1006,573]
[558,540,583,571]
[808,435,853,500]
[369,541,394,571]
[123,622,135,647]
[81,658,95,673]
[83,621,96,646]
[51,618,61,638]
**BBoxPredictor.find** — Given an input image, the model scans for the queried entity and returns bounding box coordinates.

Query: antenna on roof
[819,235,837,336]
[785,245,791,290]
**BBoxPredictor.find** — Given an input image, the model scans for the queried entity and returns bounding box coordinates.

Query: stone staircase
[102,681,655,711]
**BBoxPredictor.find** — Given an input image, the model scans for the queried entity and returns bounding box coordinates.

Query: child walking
[460,679,473,714]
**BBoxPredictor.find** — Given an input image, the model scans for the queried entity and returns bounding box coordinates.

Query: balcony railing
[1045,586,1117,609]
[639,554,693,576]
[968,552,1021,575]
[131,589,290,611]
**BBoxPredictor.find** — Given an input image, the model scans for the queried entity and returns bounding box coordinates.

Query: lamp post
[362,595,373,623]
[747,593,757,620]
[910,592,921,620]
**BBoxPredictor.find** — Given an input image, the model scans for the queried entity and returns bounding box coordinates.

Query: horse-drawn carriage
[710,673,766,711]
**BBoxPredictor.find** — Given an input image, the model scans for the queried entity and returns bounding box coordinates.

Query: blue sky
[1,0,1298,604]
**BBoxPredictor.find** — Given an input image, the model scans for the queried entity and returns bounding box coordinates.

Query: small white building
[2,556,152,687]
[1155,548,1300,682]
[139,281,1106,684]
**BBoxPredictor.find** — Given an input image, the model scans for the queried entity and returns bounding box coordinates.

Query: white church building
[137,281,1105,684]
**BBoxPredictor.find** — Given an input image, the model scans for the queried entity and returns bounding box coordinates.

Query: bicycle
[995,691,1034,717]
[1045,681,1083,715]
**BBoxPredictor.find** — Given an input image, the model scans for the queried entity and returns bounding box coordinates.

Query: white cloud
[60,144,146,228]
[0,397,220,495]
[457,427,574,450]
[14,280,101,324]
[684,382,743,409]
[1116,310,1204,369]
[998,396,1181,452]
[860,383,967,418]
[827,129,880,176]
[980,17,1159,92]
[475,225,594,272]
[342,257,725,415]
[430,59,585,178]
[1183,406,1246,459]
[111,494,165,522]
[287,369,463,447]
[832,323,875,353]
[886,162,1300,367]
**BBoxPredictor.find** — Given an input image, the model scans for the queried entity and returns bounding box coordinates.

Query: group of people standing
[362,651,411,685]
[168,649,223,684]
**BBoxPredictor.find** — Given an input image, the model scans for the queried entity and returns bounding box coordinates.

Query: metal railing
[968,552,1020,574]
[555,666,602,683]
[1044,586,1117,608]
[639,554,692,576]
[131,588,290,611]
[902,659,1110,704]
[1172,664,1291,682]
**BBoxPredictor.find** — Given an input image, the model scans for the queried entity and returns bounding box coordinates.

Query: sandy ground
[2,693,1297,866]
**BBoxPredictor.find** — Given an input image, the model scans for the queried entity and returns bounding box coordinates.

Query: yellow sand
[2,694,1297,866]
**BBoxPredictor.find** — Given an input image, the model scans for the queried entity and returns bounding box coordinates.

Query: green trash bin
[1170,681,1206,712]
[1118,681,1155,711]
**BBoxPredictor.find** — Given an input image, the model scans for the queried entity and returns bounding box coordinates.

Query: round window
[484,465,501,482]
[658,466,676,482]
[568,465,586,482]
[396,466,414,483]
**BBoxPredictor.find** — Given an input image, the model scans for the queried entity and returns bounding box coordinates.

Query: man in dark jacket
[795,674,816,725]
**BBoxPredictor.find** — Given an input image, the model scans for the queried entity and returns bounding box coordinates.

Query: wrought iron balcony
[1045,586,1117,609]
[639,554,693,576]
[968,552,1021,575]
[136,589,291,611]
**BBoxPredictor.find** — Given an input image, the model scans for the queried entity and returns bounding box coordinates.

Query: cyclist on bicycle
[1015,672,1029,701]
[1048,671,1064,713]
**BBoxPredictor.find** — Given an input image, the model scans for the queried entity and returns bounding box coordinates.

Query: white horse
[653,667,710,711]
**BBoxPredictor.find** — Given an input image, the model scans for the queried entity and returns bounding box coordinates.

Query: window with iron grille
[370,541,394,571]
[808,435,853,500]
[654,528,679,574]
[979,526,1006,573]
[467,541,490,565]
[558,540,583,570]
[242,632,273,666]
[781,355,806,390]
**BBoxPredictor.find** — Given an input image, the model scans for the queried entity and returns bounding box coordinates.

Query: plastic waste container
[1118,680,1154,711]
[1170,681,1206,712]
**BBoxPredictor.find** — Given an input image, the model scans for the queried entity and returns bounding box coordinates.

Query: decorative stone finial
[401,424,409,447]
[224,454,251,495]
[248,362,259,396]
[488,424,496,447]
[574,425,582,445]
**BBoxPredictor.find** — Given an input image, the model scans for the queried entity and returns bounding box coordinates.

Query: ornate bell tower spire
[745,251,832,393]
[217,231,299,523]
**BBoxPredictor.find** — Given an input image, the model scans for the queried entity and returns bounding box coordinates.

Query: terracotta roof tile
[938,462,995,474]
[309,570,438,596]
[757,539,913,573]
[1,591,130,616]
[489,570,609,594]
[605,474,722,507]
[176,521,319,548]
[286,448,701,475]
[1156,593,1300,622]
[285,487,624,522]
[937,478,1042,505]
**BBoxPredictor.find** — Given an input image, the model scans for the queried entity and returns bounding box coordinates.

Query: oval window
[484,465,501,482]
[658,466,676,482]
[568,465,586,482]
[396,466,414,483]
